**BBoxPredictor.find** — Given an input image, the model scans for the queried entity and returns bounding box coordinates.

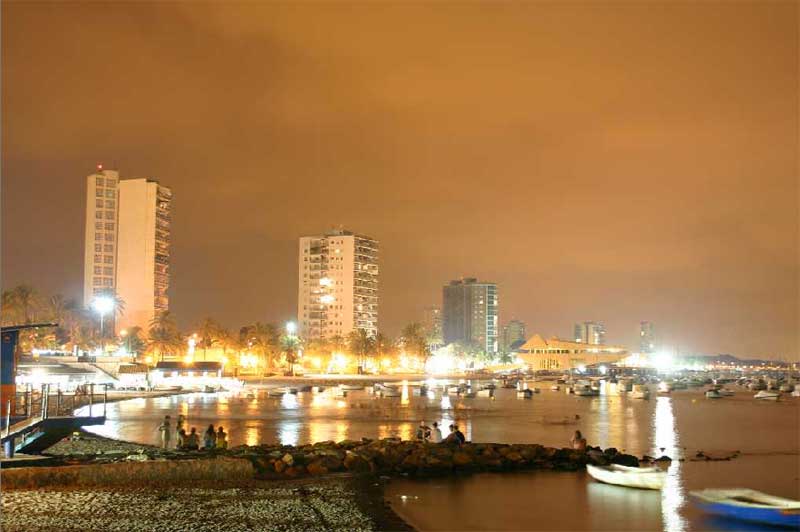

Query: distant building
[574,321,606,345]
[500,319,526,353]
[639,321,656,353]
[83,167,172,333]
[442,278,498,354]
[297,228,379,341]
[517,334,627,370]
[422,306,443,347]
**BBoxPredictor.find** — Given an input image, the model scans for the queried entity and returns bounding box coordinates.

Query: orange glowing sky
[2,2,798,358]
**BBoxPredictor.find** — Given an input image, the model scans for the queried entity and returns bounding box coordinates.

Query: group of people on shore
[415,421,466,445]
[157,415,228,451]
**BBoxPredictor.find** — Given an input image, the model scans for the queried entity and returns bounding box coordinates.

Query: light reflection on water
[654,396,687,532]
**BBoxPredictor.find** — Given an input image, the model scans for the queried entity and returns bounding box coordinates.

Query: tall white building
[297,229,379,341]
[83,166,172,333]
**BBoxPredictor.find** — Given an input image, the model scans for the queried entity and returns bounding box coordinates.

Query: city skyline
[2,3,797,360]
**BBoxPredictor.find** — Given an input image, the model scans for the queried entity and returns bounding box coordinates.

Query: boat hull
[586,464,666,490]
[691,490,800,529]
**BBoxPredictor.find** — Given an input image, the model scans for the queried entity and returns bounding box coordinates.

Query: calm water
[82,381,800,531]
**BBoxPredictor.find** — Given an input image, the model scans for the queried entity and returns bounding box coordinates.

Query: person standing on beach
[158,415,172,449]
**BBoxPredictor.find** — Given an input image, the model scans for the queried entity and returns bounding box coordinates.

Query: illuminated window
[104,256,113,264]
[96,177,104,186]
[94,266,102,275]
[93,278,102,286]
[103,267,113,276]
[105,189,115,198]
[95,189,104,197]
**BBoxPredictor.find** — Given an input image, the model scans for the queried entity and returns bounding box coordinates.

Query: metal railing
[5,383,109,435]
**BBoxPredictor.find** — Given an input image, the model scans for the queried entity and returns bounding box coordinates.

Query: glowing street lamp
[286,321,297,335]
[92,296,115,354]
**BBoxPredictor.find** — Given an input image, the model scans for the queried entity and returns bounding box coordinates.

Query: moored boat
[754,390,780,401]
[705,390,722,399]
[690,489,800,528]
[718,389,735,396]
[586,464,666,490]
[550,385,560,391]
[630,385,650,400]
[340,384,364,391]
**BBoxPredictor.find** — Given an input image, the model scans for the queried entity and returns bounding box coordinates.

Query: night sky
[2,2,797,359]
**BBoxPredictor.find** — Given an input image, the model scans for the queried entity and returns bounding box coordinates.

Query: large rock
[343,451,372,473]
[452,452,473,467]
[611,453,639,467]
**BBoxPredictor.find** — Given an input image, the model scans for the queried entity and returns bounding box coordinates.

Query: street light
[286,321,297,335]
[92,296,115,354]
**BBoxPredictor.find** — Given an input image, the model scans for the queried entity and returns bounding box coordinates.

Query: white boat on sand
[586,464,666,490]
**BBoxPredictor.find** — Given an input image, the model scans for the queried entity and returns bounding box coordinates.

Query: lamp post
[92,296,115,356]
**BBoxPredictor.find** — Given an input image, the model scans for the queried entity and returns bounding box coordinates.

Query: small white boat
[719,389,735,396]
[691,489,800,528]
[586,464,666,490]
[705,390,722,399]
[550,385,560,391]
[340,384,364,391]
[574,387,599,397]
[476,389,494,398]
[754,390,780,401]
[267,388,286,397]
[380,387,401,398]
[630,385,650,400]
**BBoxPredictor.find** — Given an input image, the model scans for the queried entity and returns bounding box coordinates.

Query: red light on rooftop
[97,163,103,171]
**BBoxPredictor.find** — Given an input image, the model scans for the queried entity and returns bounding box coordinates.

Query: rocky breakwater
[231,439,657,480]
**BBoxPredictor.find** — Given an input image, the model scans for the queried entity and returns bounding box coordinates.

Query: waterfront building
[442,278,498,354]
[297,228,379,341]
[83,166,172,333]
[422,306,443,347]
[574,321,606,345]
[500,319,527,353]
[517,334,627,370]
[640,321,656,353]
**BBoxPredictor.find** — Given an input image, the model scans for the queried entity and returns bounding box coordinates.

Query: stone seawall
[1,439,667,490]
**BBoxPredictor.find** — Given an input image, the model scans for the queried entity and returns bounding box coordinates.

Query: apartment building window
[105,211,115,219]
[104,256,113,264]
[105,223,115,231]
[95,199,104,208]
[94,254,102,263]
[103,278,113,286]
[94,243,102,252]
[96,189,104,197]
[95,211,103,219]
[95,232,102,240]
[103,244,113,252]
[105,233,114,241]
[93,277,102,286]
[105,189,115,198]
[94,266,102,275]
[103,267,113,276]
[105,200,115,209]
[95,222,104,230]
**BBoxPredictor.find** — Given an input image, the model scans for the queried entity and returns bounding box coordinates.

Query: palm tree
[281,334,302,376]
[348,329,375,374]
[401,322,431,368]
[241,322,280,371]
[147,311,183,361]
[123,326,147,358]
[196,317,220,361]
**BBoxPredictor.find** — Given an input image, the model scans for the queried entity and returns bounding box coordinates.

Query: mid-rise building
[442,278,498,354]
[297,229,379,341]
[639,321,656,353]
[574,321,606,345]
[500,319,527,353]
[83,166,172,333]
[422,306,443,347]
